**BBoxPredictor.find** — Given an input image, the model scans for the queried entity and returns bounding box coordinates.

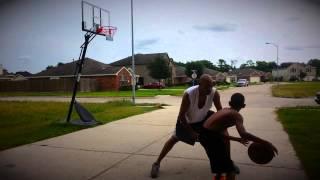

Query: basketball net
[96,26,117,40]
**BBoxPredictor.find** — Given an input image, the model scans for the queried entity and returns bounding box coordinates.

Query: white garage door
[250,76,260,83]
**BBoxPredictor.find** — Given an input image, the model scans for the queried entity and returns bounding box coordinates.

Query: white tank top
[185,85,216,124]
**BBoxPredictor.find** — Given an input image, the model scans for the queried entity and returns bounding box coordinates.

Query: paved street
[0,84,317,180]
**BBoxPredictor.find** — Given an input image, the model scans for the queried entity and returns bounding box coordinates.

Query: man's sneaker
[150,162,160,178]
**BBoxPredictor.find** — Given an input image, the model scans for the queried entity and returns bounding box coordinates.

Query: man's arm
[235,113,278,154]
[178,93,198,139]
[213,91,222,111]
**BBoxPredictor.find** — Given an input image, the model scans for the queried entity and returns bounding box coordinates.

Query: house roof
[203,68,221,76]
[279,62,309,69]
[175,66,186,77]
[33,58,123,77]
[228,68,265,76]
[15,71,33,77]
[110,53,170,66]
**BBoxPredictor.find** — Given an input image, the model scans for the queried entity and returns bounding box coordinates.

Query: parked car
[143,82,165,89]
[315,91,320,104]
[236,79,249,87]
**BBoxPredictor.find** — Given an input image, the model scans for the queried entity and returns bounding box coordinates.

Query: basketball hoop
[96,26,117,41]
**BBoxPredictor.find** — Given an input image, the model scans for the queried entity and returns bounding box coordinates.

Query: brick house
[29,58,132,91]
[110,53,176,85]
[272,63,316,81]
[174,66,191,85]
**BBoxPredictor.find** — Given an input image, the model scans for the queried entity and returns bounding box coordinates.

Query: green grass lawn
[0,101,161,151]
[277,106,320,180]
[0,84,233,97]
[272,82,320,98]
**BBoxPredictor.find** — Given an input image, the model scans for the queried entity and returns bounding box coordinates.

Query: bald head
[198,74,215,95]
[199,74,213,85]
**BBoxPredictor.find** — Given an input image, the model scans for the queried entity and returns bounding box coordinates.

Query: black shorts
[199,129,235,174]
[175,110,214,145]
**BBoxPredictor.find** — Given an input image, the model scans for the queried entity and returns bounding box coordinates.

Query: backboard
[81,1,116,40]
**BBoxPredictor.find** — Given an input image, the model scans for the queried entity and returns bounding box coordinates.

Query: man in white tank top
[150,74,247,178]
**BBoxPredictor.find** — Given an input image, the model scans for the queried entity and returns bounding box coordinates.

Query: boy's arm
[224,134,249,146]
[235,113,278,154]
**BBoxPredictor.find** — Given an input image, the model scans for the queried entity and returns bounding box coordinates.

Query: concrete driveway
[0,84,316,180]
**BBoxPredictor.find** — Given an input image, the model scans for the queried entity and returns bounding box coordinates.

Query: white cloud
[193,23,237,32]
[136,38,160,49]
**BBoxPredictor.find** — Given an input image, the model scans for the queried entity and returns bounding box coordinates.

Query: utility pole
[266,42,279,85]
[131,0,136,104]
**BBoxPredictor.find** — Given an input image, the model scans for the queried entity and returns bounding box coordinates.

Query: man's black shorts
[175,110,214,145]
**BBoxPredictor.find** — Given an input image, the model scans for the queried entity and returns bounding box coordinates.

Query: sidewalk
[0,84,316,180]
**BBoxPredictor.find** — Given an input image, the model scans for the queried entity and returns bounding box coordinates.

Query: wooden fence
[0,78,97,92]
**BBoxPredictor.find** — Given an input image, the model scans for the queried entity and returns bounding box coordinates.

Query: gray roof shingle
[110,53,170,66]
[33,58,123,77]
[203,68,221,76]
[228,68,265,76]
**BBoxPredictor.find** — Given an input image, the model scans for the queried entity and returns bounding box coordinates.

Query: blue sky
[0,0,320,73]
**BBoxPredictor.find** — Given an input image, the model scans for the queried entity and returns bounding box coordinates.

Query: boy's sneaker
[150,162,160,178]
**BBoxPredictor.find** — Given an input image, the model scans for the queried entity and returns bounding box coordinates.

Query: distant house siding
[94,69,132,91]
[135,65,155,85]
[174,77,189,85]
[216,73,226,82]
[272,64,316,81]
[112,54,176,85]
[95,76,117,91]
[226,76,237,83]
[117,68,132,88]
[249,76,260,83]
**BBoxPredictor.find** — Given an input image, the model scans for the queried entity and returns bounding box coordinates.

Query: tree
[185,61,204,78]
[246,60,255,68]
[217,59,231,72]
[198,60,218,70]
[255,61,278,72]
[46,65,54,70]
[147,57,171,87]
[57,62,64,66]
[308,59,320,76]
[239,63,248,69]
[230,59,238,70]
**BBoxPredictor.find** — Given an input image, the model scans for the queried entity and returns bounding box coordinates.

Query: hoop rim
[96,26,117,35]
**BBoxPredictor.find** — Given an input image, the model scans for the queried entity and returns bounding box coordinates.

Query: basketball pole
[66,34,92,122]
[131,0,136,104]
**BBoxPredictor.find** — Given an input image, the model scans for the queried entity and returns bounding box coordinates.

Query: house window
[290,68,296,73]
[306,68,311,72]
[119,74,129,86]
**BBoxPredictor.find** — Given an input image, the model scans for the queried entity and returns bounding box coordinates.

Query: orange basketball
[248,142,274,164]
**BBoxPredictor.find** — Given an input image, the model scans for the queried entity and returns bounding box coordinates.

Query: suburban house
[0,58,132,92]
[203,68,226,82]
[272,63,316,81]
[174,66,190,85]
[226,68,266,83]
[110,53,176,86]
[0,64,15,81]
